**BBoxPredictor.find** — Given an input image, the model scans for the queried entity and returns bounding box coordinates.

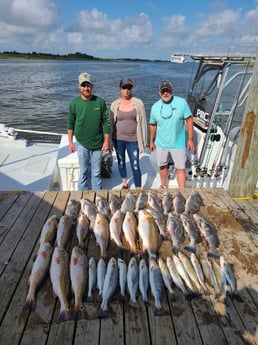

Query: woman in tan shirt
[110,78,147,189]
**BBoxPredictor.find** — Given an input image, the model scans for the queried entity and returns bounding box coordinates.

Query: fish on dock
[121,191,137,214]
[190,253,210,295]
[109,194,122,215]
[158,257,175,299]
[162,191,174,216]
[93,212,109,258]
[138,210,162,258]
[23,242,53,311]
[180,212,201,253]
[56,215,72,248]
[80,198,97,230]
[147,191,163,213]
[118,258,127,301]
[122,211,138,253]
[184,190,204,214]
[109,209,123,248]
[200,256,221,298]
[178,251,202,294]
[97,257,106,302]
[95,195,110,219]
[193,214,220,257]
[220,256,243,303]
[64,199,80,224]
[127,256,140,308]
[173,191,186,215]
[76,211,90,248]
[135,190,148,212]
[167,212,185,253]
[166,256,192,301]
[145,207,167,238]
[87,257,97,302]
[50,246,71,323]
[149,257,169,316]
[70,246,88,320]
[139,258,149,305]
[173,254,195,293]
[39,215,59,246]
[99,257,118,318]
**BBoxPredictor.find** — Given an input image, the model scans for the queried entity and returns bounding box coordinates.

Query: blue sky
[0,0,258,60]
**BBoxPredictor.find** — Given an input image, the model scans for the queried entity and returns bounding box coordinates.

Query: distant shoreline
[0,51,166,63]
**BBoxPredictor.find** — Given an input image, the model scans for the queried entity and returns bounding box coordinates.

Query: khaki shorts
[156,147,186,169]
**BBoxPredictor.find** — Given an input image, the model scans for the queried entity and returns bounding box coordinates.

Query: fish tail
[231,292,244,303]
[172,246,179,254]
[56,309,71,323]
[184,245,196,254]
[185,292,198,301]
[97,294,102,302]
[129,299,140,309]
[144,299,150,307]
[86,295,94,303]
[119,293,127,302]
[22,297,36,311]
[207,251,220,259]
[154,307,169,317]
[98,308,110,319]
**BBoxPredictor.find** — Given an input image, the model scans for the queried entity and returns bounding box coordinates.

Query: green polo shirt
[68,95,110,150]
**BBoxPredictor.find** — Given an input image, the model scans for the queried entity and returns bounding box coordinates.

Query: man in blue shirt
[149,80,195,188]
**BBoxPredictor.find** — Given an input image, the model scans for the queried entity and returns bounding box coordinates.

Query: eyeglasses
[160,104,176,119]
[121,85,133,90]
[161,88,172,95]
[81,82,93,88]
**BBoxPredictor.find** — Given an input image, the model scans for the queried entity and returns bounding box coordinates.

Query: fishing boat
[0,55,254,191]
[170,53,187,63]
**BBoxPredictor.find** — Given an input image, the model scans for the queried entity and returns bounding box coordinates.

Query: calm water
[0,59,197,133]
[0,59,250,134]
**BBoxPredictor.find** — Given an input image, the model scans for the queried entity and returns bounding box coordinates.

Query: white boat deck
[0,137,60,191]
[0,133,168,191]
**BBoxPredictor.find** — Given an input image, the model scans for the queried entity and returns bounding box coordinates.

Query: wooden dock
[0,188,258,345]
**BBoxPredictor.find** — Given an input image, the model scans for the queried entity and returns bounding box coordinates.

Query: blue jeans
[77,142,102,190]
[113,140,141,187]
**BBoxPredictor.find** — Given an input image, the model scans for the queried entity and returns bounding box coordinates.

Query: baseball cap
[79,72,92,85]
[159,80,173,91]
[120,78,133,88]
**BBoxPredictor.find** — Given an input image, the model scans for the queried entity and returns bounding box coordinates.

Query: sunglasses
[121,85,133,90]
[81,82,93,88]
[161,88,172,94]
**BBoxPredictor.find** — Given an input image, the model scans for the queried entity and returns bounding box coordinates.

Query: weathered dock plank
[0,189,257,345]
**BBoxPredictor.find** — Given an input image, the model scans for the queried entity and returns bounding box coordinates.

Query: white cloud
[163,14,188,35]
[196,9,240,37]
[0,0,58,28]
[0,1,257,59]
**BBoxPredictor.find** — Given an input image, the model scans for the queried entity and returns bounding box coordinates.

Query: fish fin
[184,245,196,254]
[129,299,140,309]
[154,307,169,317]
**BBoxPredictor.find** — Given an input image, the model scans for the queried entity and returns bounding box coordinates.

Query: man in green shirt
[67,72,111,190]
